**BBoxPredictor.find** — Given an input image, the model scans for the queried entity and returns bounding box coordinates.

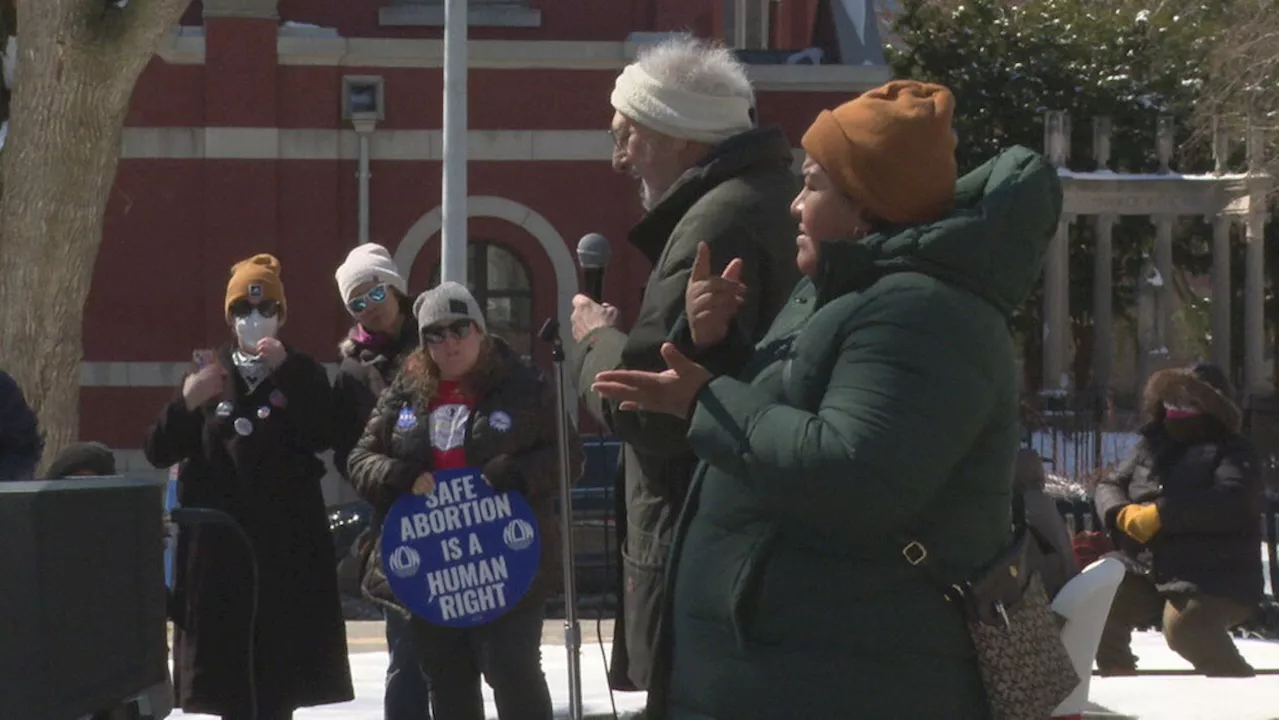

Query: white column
[1043,215,1072,392]
[440,0,469,285]
[1210,215,1232,373]
[1152,215,1175,357]
[1244,208,1267,394]
[1092,214,1116,391]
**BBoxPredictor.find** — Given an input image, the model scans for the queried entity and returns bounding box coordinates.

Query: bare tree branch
[1178,0,1277,173]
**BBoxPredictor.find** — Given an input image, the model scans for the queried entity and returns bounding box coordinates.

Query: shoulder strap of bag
[896,490,1029,602]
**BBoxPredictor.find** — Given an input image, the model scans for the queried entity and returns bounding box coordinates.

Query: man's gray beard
[640,180,656,211]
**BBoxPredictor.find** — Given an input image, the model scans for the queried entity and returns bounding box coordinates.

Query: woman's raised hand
[685,242,746,349]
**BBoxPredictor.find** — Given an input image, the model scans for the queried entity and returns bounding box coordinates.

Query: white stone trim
[155,31,892,91]
[379,3,542,28]
[81,362,341,387]
[120,127,616,161]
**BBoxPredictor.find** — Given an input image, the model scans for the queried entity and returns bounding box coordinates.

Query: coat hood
[816,145,1063,317]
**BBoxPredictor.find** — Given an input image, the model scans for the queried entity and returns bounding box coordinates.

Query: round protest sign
[380,466,540,628]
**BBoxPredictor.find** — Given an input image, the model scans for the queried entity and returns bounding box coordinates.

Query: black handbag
[900,494,1080,720]
[336,527,375,599]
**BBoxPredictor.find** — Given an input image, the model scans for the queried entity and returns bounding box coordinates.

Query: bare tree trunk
[0,0,189,472]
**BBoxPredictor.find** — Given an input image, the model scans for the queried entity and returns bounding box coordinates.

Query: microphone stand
[538,317,583,720]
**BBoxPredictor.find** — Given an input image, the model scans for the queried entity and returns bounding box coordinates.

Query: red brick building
[81,0,890,501]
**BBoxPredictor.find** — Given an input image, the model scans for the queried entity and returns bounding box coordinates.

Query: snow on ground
[168,633,1277,720]
[170,641,647,720]
[1087,632,1279,719]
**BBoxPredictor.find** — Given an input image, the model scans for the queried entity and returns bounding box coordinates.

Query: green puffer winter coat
[654,146,1063,720]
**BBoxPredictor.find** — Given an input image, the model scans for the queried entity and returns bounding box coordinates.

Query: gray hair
[632,36,755,107]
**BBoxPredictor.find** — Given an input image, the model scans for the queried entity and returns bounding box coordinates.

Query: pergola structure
[1040,111,1275,399]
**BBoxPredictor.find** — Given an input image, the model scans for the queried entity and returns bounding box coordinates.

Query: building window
[724,0,772,50]
[431,242,535,359]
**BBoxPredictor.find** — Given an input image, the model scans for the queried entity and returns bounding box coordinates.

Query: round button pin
[257,406,271,419]
[233,417,254,436]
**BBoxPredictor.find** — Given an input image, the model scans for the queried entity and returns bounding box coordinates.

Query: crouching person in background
[143,254,354,719]
[348,282,585,720]
[1095,363,1264,677]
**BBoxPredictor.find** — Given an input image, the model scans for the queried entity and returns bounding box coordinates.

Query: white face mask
[234,310,279,351]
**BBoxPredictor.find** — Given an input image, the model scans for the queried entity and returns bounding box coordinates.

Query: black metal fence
[1022,392,1142,492]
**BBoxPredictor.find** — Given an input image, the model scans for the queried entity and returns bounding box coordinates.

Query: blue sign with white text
[380,467,540,628]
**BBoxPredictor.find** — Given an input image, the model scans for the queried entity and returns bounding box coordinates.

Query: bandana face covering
[231,349,270,393]
[1162,402,1209,443]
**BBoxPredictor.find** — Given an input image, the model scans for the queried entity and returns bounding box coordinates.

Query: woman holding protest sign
[143,254,353,720]
[348,281,584,720]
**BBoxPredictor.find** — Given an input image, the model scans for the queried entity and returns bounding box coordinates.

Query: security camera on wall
[342,75,385,128]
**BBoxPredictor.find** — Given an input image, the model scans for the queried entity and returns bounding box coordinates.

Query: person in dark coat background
[1094,362,1264,677]
[144,254,354,719]
[330,242,431,719]
[0,369,42,482]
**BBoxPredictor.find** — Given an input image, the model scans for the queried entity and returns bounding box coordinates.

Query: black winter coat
[144,346,354,716]
[347,340,585,626]
[332,306,420,480]
[1095,423,1265,607]
[0,370,41,482]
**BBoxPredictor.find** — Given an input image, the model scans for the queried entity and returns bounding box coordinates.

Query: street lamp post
[441,0,468,284]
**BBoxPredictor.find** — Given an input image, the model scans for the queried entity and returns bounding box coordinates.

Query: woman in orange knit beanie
[593,79,1068,718]
[792,79,958,274]
[143,253,354,718]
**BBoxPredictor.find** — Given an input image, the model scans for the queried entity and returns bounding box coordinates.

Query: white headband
[610,64,754,145]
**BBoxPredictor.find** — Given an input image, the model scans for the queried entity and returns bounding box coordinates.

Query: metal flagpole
[441,0,468,284]
[538,317,584,720]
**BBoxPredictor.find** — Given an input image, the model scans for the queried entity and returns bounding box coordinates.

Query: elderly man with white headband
[568,35,801,694]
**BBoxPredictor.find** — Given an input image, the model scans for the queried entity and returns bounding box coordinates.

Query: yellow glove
[1116,503,1162,544]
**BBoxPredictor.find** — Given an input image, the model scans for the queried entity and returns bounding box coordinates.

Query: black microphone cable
[167,507,260,720]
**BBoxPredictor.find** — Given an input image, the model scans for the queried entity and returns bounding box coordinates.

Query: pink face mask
[1163,402,1201,420]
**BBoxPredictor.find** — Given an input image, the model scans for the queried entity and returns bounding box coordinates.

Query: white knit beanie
[610,63,754,145]
[335,243,407,301]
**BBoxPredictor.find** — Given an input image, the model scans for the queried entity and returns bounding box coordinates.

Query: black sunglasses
[347,284,389,314]
[229,299,281,319]
[422,319,475,345]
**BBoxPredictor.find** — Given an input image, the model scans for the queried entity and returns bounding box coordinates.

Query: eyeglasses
[609,125,632,151]
[347,284,388,314]
[229,299,280,319]
[423,319,475,345]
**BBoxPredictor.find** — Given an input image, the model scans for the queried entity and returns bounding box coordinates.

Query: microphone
[576,233,611,303]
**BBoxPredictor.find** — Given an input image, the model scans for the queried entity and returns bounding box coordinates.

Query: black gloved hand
[481,454,527,494]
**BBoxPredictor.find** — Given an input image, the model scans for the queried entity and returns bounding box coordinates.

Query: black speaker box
[0,476,168,720]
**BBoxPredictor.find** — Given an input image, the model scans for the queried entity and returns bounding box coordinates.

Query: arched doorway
[392,196,577,352]
[429,241,536,358]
